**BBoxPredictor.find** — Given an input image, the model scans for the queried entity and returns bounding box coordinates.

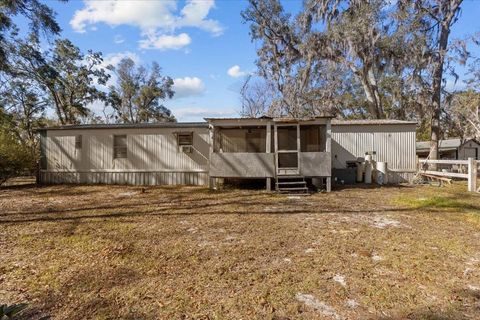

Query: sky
[30,0,480,122]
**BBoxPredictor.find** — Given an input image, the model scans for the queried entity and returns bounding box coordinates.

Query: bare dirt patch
[1,183,479,319]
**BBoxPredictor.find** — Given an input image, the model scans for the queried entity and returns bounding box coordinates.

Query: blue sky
[36,1,480,121]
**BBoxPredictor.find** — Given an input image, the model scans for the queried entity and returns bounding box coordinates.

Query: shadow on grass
[0,191,276,217]
[380,311,462,320]
[397,195,480,213]
[333,183,414,191]
[378,286,480,320]
[17,265,141,320]
[0,203,413,225]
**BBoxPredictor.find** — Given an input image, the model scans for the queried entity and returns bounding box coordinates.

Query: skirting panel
[39,171,208,186]
[388,171,414,184]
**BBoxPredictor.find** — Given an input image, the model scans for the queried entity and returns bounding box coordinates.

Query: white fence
[418,158,478,192]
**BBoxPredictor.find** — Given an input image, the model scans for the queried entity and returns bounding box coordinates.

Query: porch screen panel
[278,153,298,168]
[277,126,297,151]
[216,127,266,153]
[300,125,326,152]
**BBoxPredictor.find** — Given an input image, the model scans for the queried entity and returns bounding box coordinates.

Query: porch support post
[274,124,278,176]
[266,122,272,191]
[266,122,271,153]
[326,177,331,192]
[297,123,301,171]
[326,120,332,192]
[326,120,331,153]
[266,178,271,191]
[208,124,215,190]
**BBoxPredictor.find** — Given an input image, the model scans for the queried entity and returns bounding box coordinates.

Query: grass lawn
[1,183,480,319]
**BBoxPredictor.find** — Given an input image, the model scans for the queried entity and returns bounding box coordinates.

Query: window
[113,135,127,159]
[75,135,82,149]
[177,132,193,146]
[215,127,267,153]
[300,125,325,152]
[277,126,297,151]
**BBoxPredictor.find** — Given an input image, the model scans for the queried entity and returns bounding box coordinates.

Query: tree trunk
[429,22,451,161]
[429,0,463,161]
[358,68,384,119]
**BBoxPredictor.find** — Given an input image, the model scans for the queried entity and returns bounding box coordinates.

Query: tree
[12,37,110,125]
[445,60,480,140]
[301,0,394,119]
[107,58,176,123]
[0,0,63,72]
[240,75,276,117]
[0,77,48,156]
[405,0,463,159]
[242,0,422,119]
[444,90,480,139]
[242,0,327,117]
[0,116,34,185]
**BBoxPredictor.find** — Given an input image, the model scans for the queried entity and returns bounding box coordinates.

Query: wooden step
[276,175,305,179]
[275,174,308,194]
[276,181,307,185]
[278,186,308,191]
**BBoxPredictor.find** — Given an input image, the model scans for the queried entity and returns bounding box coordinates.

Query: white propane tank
[356,162,365,182]
[376,162,388,185]
[364,155,373,184]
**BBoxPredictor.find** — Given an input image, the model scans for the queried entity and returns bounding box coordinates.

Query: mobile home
[38,117,417,191]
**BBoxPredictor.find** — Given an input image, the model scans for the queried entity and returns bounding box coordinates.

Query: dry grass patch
[1,183,479,319]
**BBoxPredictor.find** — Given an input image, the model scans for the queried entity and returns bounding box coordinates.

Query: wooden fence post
[468,157,477,192]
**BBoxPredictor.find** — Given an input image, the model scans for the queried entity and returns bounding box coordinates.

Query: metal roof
[331,119,417,125]
[204,116,334,121]
[416,138,480,152]
[38,118,417,131]
[37,122,208,131]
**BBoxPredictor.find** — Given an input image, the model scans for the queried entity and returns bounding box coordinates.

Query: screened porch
[206,117,332,191]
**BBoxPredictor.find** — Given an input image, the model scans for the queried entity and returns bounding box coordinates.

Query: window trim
[177,132,193,146]
[75,135,82,149]
[113,134,127,159]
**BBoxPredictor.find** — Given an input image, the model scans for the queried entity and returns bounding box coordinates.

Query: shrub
[0,128,34,185]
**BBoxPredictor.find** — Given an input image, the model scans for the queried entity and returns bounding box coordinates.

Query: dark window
[278,152,298,168]
[277,126,297,151]
[300,125,325,152]
[178,132,193,146]
[246,128,263,152]
[75,135,82,149]
[113,135,127,159]
[215,127,266,153]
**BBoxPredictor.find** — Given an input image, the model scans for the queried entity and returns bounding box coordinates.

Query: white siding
[42,127,210,186]
[332,124,416,182]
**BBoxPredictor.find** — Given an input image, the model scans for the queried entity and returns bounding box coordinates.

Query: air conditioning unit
[180,145,193,153]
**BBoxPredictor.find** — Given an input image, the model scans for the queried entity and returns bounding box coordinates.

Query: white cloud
[100,51,140,87]
[70,0,223,50]
[113,34,125,44]
[227,65,248,78]
[139,33,191,51]
[70,0,177,33]
[102,51,140,68]
[178,0,223,36]
[173,77,205,98]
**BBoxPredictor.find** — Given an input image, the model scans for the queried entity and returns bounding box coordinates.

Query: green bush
[0,128,34,185]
